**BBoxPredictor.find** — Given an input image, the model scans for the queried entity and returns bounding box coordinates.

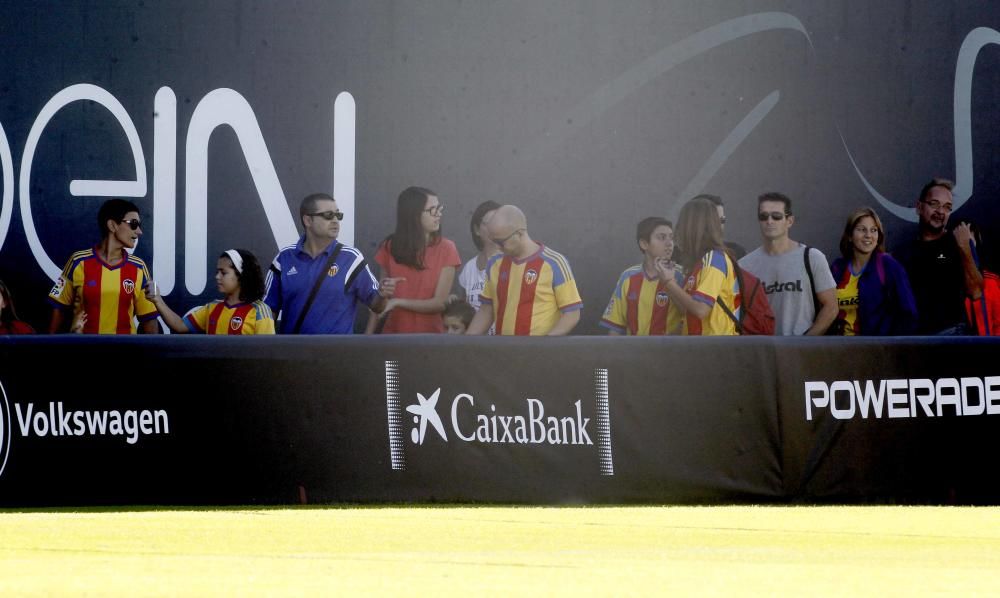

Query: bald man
[466,205,583,335]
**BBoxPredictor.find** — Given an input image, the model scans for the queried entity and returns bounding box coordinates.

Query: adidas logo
[287,266,299,275]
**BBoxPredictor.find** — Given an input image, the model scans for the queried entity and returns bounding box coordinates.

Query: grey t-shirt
[738,244,836,335]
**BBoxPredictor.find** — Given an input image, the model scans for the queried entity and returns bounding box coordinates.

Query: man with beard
[893,178,983,335]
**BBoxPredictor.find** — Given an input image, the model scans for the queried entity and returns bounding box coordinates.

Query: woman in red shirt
[367,187,460,333]
[0,279,35,334]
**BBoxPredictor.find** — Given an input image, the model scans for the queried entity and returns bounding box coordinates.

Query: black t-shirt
[893,235,969,334]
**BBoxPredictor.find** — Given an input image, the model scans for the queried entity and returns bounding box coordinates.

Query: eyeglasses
[423,205,444,217]
[758,212,789,222]
[920,199,952,213]
[491,228,524,247]
[309,211,344,221]
[120,218,142,230]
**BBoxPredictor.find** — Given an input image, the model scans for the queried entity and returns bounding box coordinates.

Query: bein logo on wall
[384,361,615,476]
[0,377,171,481]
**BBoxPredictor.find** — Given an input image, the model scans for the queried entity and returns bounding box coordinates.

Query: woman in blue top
[829,207,918,335]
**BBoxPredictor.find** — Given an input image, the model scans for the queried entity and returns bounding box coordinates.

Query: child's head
[216,249,265,302]
[442,300,476,334]
[636,216,674,260]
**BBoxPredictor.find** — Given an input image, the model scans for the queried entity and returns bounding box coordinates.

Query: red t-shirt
[0,320,35,334]
[375,237,461,333]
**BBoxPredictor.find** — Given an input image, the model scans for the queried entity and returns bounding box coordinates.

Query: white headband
[224,249,244,274]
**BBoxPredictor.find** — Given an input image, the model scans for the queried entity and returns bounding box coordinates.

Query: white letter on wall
[333,92,356,247]
[0,121,14,253]
[20,84,147,280]
[184,88,298,294]
[153,87,177,295]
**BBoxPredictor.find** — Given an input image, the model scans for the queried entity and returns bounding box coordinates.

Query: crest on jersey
[122,279,135,294]
[327,264,339,277]
[524,269,538,285]
[230,316,244,331]
[655,291,669,306]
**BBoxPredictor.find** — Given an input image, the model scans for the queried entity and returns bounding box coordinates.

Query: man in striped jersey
[600,217,683,335]
[264,193,399,334]
[48,199,159,334]
[466,205,582,336]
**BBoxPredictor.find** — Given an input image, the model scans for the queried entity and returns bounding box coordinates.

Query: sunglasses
[120,218,143,230]
[309,211,344,221]
[758,212,789,222]
[491,228,524,247]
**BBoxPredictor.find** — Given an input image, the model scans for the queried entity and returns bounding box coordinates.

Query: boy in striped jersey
[466,205,582,336]
[600,217,683,335]
[48,199,159,334]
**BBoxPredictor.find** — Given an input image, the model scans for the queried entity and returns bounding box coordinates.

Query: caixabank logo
[0,376,172,480]
[384,361,614,476]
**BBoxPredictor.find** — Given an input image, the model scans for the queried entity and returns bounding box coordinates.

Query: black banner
[2,336,998,506]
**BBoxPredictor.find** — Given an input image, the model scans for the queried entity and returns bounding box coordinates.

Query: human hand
[70,311,87,333]
[379,277,405,299]
[953,222,974,249]
[378,297,399,319]
[145,279,162,304]
[654,257,676,283]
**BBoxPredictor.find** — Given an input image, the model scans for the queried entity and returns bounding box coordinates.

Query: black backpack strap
[291,243,343,334]
[803,244,817,300]
[717,296,742,333]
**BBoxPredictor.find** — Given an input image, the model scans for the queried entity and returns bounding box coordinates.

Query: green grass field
[1,506,998,596]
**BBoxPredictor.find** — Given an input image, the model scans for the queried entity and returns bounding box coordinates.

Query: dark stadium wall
[1,2,999,332]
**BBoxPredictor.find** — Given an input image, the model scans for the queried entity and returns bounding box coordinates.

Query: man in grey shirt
[739,192,838,335]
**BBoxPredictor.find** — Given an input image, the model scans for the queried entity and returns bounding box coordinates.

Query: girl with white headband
[147,249,275,335]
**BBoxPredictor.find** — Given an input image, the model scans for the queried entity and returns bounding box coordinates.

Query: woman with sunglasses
[147,249,274,335]
[828,208,917,335]
[655,196,739,335]
[367,186,461,333]
[48,198,159,334]
[0,278,35,334]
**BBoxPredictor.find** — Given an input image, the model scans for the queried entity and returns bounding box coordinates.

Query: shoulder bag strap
[291,243,343,334]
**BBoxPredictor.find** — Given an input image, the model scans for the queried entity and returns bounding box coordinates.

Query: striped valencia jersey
[183,300,275,335]
[683,249,739,336]
[600,265,683,335]
[480,244,583,335]
[48,247,158,334]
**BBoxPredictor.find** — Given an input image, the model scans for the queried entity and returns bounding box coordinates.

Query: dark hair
[97,198,140,238]
[0,278,21,324]
[220,249,265,302]
[300,192,335,228]
[385,186,439,270]
[757,192,792,215]
[469,200,502,251]
[636,217,672,247]
[443,299,476,327]
[839,208,886,260]
[676,198,725,269]
[693,193,723,207]
[918,178,955,203]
